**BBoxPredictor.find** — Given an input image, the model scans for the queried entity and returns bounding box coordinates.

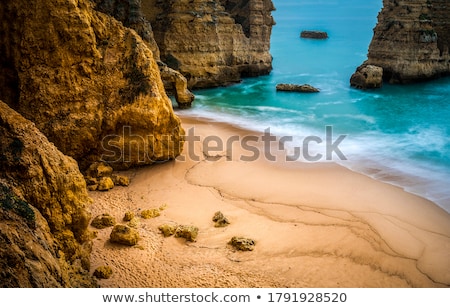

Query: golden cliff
[142,0,276,88]
[1,101,95,287]
[354,0,450,84]
[0,0,184,170]
[93,0,195,107]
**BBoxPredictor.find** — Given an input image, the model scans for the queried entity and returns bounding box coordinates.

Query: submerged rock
[276,84,320,93]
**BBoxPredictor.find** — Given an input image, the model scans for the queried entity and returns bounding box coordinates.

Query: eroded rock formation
[142,0,276,88]
[0,0,184,170]
[93,0,195,107]
[0,101,95,287]
[350,64,383,89]
[354,0,450,84]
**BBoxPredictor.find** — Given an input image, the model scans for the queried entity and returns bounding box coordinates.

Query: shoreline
[89,115,450,287]
[178,110,450,213]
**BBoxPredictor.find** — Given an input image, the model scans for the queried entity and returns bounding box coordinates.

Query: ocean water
[176,0,450,212]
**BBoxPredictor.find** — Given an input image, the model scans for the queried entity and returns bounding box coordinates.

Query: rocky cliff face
[93,0,195,107]
[142,0,275,88]
[0,101,95,287]
[356,0,450,83]
[0,0,184,169]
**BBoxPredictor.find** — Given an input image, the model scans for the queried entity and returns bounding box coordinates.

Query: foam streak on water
[176,0,450,212]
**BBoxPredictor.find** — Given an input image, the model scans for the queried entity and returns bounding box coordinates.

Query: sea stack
[351,0,450,84]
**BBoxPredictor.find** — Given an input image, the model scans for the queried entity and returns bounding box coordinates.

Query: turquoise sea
[177,1,450,212]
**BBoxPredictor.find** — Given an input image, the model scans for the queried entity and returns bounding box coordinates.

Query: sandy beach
[89,115,450,288]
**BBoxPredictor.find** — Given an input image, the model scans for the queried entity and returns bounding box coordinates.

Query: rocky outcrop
[143,0,276,88]
[300,30,328,39]
[350,64,383,89]
[0,101,95,287]
[93,0,195,107]
[0,0,184,170]
[354,0,450,84]
[110,224,140,246]
[276,84,320,93]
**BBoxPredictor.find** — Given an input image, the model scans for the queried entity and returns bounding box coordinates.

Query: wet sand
[89,115,450,288]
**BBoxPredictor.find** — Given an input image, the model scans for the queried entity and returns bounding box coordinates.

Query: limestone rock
[158,224,178,237]
[110,224,140,246]
[91,213,116,229]
[127,217,140,228]
[94,0,195,108]
[97,177,115,191]
[141,208,161,219]
[350,64,383,89]
[159,62,195,108]
[112,174,130,187]
[0,101,95,287]
[93,266,113,279]
[175,225,199,242]
[0,0,184,170]
[300,30,328,39]
[229,236,255,251]
[354,0,450,83]
[86,162,114,179]
[276,84,320,93]
[123,211,135,222]
[212,211,230,227]
[143,0,276,88]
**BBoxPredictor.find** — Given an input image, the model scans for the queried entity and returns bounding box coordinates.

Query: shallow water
[176,0,450,211]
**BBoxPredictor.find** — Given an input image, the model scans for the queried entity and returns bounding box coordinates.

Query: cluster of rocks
[158,224,199,242]
[84,162,130,192]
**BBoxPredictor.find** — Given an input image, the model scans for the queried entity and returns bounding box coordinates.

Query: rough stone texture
[110,224,140,246]
[123,211,135,221]
[93,265,113,279]
[357,0,450,83]
[86,162,114,179]
[112,174,130,186]
[0,0,184,170]
[300,30,328,39]
[143,0,276,89]
[350,64,384,89]
[229,236,255,251]
[159,62,195,108]
[212,211,230,227]
[94,0,195,107]
[141,208,161,218]
[0,101,95,287]
[276,84,320,93]
[174,225,199,242]
[158,223,177,237]
[91,213,116,229]
[97,177,115,191]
